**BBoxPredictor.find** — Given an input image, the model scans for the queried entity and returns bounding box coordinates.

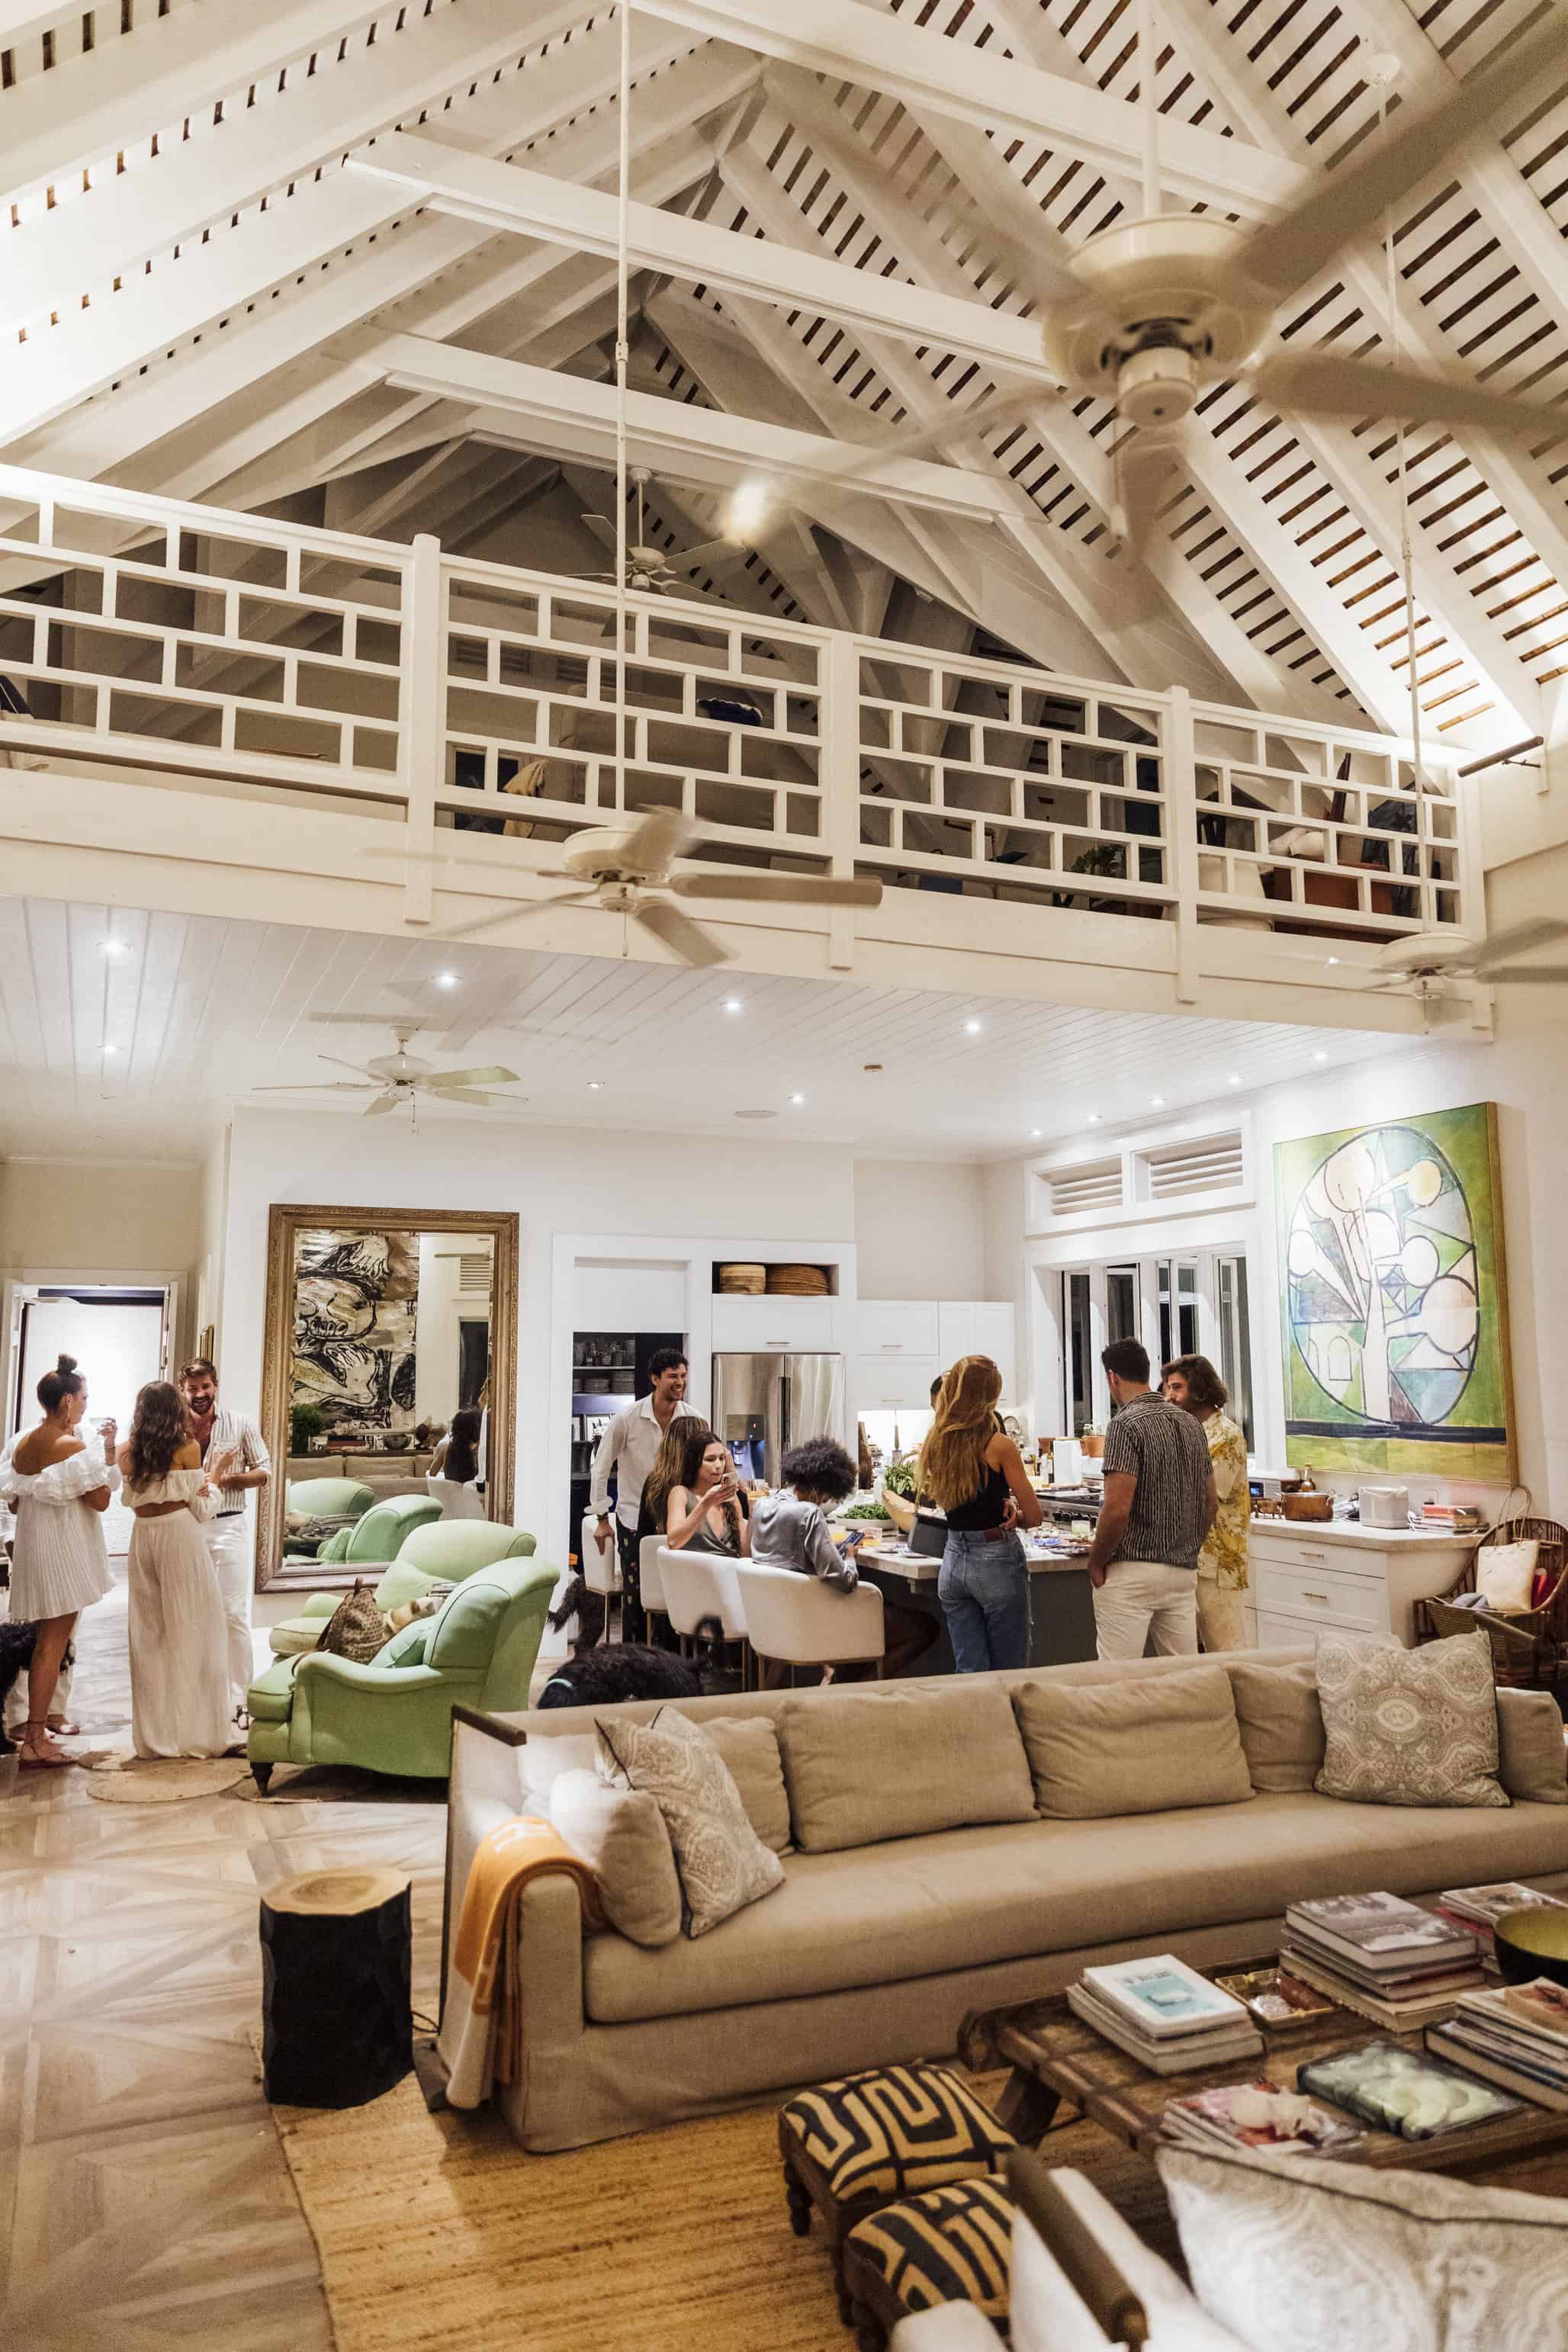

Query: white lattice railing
[0,463,1475,951]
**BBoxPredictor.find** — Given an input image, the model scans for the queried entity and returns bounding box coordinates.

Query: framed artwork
[290,1226,420,1438]
[1276,1101,1514,1483]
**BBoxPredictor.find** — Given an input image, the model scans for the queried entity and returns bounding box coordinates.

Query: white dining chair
[731,1559,885,1685]
[426,1473,487,1521]
[656,1545,747,1668]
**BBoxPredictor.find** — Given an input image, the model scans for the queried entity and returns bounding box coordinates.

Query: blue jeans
[937,1529,1030,1673]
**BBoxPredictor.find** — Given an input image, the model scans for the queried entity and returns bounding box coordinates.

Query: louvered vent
[1141,1134,1245,1201]
[458,1253,492,1298]
[1049,1160,1124,1217]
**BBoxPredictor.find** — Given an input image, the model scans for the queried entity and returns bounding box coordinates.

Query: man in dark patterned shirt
[1084,1338,1216,1660]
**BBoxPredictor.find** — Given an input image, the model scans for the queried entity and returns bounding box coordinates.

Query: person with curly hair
[750,1435,937,1682]
[120,1381,239,1758]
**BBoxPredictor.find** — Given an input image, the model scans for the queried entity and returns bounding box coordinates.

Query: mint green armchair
[268,1494,452,1656]
[247,1554,557,1790]
[282,1476,376,1558]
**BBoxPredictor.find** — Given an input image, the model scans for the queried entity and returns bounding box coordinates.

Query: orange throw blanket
[439,1816,602,2109]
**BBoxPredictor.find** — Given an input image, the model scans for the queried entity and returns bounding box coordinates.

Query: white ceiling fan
[1316,918,1568,1023]
[252,1020,525,1122]
[566,465,750,606]
[412,808,882,966]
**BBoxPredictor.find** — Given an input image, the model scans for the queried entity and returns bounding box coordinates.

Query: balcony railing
[0,463,1474,952]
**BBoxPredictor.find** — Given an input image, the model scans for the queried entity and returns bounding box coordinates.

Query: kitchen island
[856,1537,1099,1672]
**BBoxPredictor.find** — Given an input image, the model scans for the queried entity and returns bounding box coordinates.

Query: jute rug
[260,2061,1178,2352]
[82,1754,249,1802]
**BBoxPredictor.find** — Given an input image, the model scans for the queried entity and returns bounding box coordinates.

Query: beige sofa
[444,1647,1568,2153]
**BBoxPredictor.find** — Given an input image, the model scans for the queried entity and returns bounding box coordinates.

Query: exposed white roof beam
[355,334,1023,524]
[343,130,1056,382]
[636,0,1299,216]
[1,2,390,211]
[0,0,592,332]
[0,13,715,449]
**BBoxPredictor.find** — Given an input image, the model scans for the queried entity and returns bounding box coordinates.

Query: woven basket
[717,1262,766,1295]
[766,1263,830,1296]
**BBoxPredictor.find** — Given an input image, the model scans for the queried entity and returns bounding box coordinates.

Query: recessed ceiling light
[723,997,744,1014]
[435,971,460,989]
[1326,956,1340,967]
[101,1043,118,1056]
[1029,1128,1043,1139]
[1152,1094,1165,1106]
[964,1018,983,1035]
[789,1092,805,1105]
[1088,1113,1102,1125]
[1228,1074,1242,1087]
[1313,1051,1329,1063]
[100,938,127,959]
[587,1080,604,1091]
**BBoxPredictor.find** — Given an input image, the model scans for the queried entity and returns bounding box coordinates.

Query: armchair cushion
[374,1619,432,1670]
[317,1527,354,1565]
[285,1476,376,1521]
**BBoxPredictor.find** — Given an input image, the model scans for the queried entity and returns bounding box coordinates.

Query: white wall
[853,1158,987,1299]
[0,1155,203,1280]
[218,1108,860,1559]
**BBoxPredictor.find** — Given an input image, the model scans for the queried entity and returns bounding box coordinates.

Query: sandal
[46,1717,81,1737]
[20,1723,72,1769]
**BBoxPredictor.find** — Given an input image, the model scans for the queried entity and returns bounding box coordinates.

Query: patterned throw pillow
[1159,2139,1568,2352]
[596,1705,784,1937]
[319,1579,390,1665]
[1314,1629,1508,1809]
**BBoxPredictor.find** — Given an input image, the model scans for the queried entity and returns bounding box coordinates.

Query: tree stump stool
[260,1868,413,2108]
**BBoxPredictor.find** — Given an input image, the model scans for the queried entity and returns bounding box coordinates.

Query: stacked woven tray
[766,1263,830,1296]
[716,1262,766,1294]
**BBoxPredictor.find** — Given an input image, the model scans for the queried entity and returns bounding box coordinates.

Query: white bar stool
[580,1513,623,1644]
[731,1560,885,1685]
[427,1473,486,1521]
[656,1546,747,1670]
[639,1534,670,1644]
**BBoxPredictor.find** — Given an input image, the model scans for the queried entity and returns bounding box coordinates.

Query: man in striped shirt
[1084,1338,1216,1661]
[179,1357,272,1721]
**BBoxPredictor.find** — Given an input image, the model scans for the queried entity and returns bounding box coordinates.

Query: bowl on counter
[1493,1904,1568,1991]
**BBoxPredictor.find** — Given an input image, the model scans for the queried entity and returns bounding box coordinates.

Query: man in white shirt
[586,1348,689,1642]
[179,1357,272,1721]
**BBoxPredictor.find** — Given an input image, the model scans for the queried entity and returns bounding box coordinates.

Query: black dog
[535,1644,702,1709]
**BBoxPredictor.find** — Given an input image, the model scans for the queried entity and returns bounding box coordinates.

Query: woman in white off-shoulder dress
[0,1353,117,1769]
[120,1381,238,1760]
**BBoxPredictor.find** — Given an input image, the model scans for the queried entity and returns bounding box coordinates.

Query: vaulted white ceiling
[2,0,1566,758]
[0,898,1402,1158]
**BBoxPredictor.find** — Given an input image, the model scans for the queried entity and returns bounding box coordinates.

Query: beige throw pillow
[1496,1687,1568,1805]
[1014,1663,1254,1820]
[776,1682,1037,1854]
[1476,1539,1539,1614]
[1224,1656,1326,1794]
[684,1714,794,1855]
[1314,1629,1508,1809]
[597,1706,783,1937]
[548,1769,683,1947]
[1159,2139,1568,2352]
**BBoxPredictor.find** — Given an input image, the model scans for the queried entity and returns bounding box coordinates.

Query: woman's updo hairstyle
[37,1354,84,1413]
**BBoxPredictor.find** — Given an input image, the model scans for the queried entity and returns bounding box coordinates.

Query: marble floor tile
[1,1566,447,2347]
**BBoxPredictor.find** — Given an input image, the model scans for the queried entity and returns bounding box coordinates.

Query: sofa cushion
[686,1714,793,1856]
[1225,1656,1325,1794]
[1316,1629,1508,1809]
[598,1706,784,1938]
[1158,2139,1568,2352]
[1497,1687,1568,1805]
[1015,1663,1253,1819]
[777,1682,1036,1853]
[581,1791,1568,2024]
[549,1768,683,1948]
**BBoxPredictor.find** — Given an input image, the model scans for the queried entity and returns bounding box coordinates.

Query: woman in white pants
[120,1383,238,1759]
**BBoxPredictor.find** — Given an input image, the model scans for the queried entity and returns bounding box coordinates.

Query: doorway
[8,1284,175,1552]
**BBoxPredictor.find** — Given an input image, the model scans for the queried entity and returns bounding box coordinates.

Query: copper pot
[1282,1492,1333,1522]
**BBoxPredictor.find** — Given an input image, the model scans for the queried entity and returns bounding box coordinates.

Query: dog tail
[548,1571,587,1634]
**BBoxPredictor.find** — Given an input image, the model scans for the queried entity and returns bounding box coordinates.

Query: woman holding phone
[664,1428,752,1557]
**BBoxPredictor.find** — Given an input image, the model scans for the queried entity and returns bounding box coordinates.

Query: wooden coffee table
[960,1957,1568,2182]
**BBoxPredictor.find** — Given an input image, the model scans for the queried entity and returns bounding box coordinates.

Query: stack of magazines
[1427,1977,1568,2109]
[1067,1955,1264,2076]
[1162,2077,1363,2157]
[1435,1883,1568,1974]
[1279,1892,1483,2028]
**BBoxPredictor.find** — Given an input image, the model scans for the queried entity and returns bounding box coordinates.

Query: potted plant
[1080,1419,1106,1460]
[291,1403,327,1457]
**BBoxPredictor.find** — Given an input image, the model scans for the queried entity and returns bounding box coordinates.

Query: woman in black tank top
[918,1361,1044,1672]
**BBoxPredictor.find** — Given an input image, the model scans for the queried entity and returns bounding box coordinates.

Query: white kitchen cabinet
[939,1302,1017,1399]
[1248,1522,1470,1650]
[710,1294,835,1351]
[856,1301,940,1357]
[856,1354,942,1411]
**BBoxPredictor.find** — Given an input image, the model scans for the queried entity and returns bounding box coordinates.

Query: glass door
[1215,1255,1254,1447]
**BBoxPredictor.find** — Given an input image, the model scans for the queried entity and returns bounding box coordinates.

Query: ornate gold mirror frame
[257,1203,519,1592]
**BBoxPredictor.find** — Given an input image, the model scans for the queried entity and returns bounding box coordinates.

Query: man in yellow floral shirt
[1162,1354,1250,1651]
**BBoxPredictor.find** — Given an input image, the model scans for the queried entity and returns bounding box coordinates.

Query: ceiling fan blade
[1239,18,1565,303]
[1469,917,1568,973]
[364,1092,400,1117]
[426,1064,519,1088]
[579,512,619,552]
[1252,351,1568,442]
[316,1052,379,1076]
[670,535,743,571]
[1113,429,1184,557]
[438,888,601,941]
[632,895,733,969]
[1471,965,1568,984]
[310,1007,429,1027]
[361,845,573,876]
[619,808,696,875]
[429,1084,526,1109]
[852,385,1050,479]
[250,1081,379,1093]
[671,872,883,908]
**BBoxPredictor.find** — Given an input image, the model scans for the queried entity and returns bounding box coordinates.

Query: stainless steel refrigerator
[711,1352,847,1487]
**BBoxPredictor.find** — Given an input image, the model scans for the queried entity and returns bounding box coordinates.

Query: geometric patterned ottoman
[779,2064,1015,2327]
[840,2178,1012,2351]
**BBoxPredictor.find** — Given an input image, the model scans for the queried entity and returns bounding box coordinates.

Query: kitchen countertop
[1249,1518,1476,1549]
[860,1544,1092,1584]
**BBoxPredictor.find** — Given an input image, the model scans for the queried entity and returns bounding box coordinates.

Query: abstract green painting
[1276,1101,1514,1483]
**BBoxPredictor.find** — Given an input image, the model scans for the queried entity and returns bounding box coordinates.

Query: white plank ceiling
[0,898,1404,1158]
[1,0,1565,750]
